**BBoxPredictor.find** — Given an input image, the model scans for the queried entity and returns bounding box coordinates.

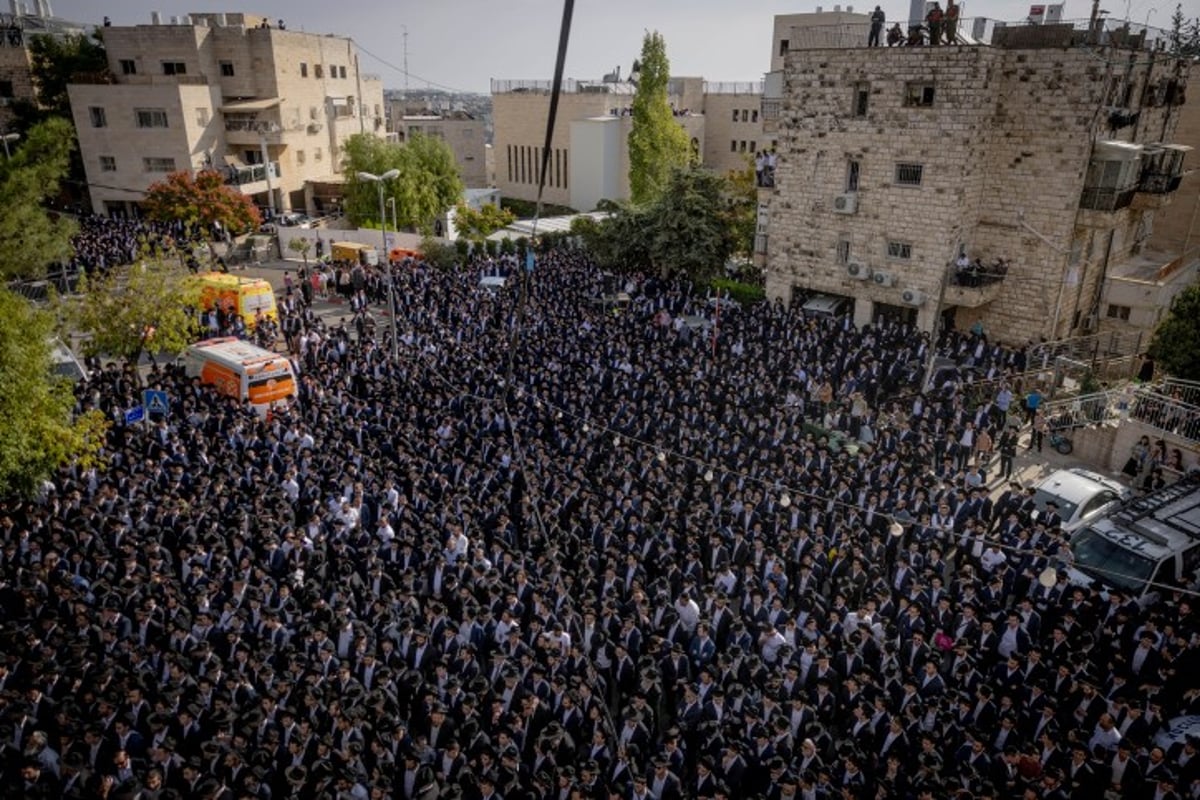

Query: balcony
[943,261,1007,308]
[219,162,280,195]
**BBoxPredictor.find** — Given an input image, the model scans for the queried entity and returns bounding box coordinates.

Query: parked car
[1030,467,1131,535]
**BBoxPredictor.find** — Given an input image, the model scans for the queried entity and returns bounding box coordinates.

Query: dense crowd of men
[1,248,1198,800]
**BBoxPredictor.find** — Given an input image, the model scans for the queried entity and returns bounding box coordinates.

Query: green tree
[419,235,459,271]
[628,31,692,205]
[1169,4,1200,55]
[342,133,464,233]
[0,118,78,280]
[142,170,262,238]
[74,258,203,378]
[0,288,108,497]
[724,160,759,258]
[453,202,515,240]
[288,236,313,266]
[646,167,733,281]
[1149,282,1200,380]
[7,31,109,131]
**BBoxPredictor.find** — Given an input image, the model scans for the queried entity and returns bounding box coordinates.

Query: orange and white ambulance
[183,337,296,415]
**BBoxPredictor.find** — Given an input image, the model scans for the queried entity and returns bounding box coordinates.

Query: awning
[220,97,283,113]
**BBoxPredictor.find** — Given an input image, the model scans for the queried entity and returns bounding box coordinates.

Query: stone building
[762,18,1191,344]
[391,111,488,187]
[67,11,384,218]
[491,76,761,211]
[0,2,89,132]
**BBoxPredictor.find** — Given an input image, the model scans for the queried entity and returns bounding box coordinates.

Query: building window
[904,82,936,107]
[300,62,308,78]
[779,39,789,56]
[99,156,116,172]
[846,159,860,192]
[836,236,851,265]
[135,108,169,128]
[887,241,913,260]
[507,145,513,182]
[143,157,176,172]
[752,109,759,123]
[741,109,749,122]
[296,150,306,165]
[88,106,107,128]
[162,61,187,76]
[1106,304,1132,320]
[314,64,323,78]
[894,163,924,186]
[219,61,235,77]
[339,66,347,79]
[119,59,136,75]
[851,82,870,118]
[195,107,209,126]
[0,80,11,98]
[314,147,323,161]
[731,109,738,122]
[730,140,737,152]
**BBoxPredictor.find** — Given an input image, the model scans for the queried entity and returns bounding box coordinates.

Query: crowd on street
[2,249,1199,800]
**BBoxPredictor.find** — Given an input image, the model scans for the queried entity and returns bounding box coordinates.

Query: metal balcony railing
[1080,186,1137,212]
[1138,172,1184,194]
[217,162,280,186]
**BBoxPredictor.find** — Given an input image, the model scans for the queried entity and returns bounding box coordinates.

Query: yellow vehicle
[331,241,379,266]
[193,272,278,329]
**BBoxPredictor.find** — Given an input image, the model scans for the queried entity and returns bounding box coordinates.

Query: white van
[48,337,88,382]
[183,337,297,416]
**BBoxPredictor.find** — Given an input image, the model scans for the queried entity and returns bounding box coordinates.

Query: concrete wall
[703,92,774,176]
[569,117,623,212]
[764,43,1190,345]
[395,114,488,187]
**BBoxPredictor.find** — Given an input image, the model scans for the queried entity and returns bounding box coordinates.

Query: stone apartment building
[761,17,1192,343]
[0,2,88,132]
[391,110,488,187]
[67,11,384,218]
[491,75,761,211]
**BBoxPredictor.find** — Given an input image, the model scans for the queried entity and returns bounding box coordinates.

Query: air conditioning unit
[832,193,858,214]
[901,287,927,306]
[307,122,323,134]
[846,261,871,280]
[872,270,895,288]
[1081,313,1098,331]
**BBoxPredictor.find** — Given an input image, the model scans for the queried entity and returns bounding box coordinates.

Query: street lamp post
[357,169,400,359]
[1,132,20,158]
[385,197,397,236]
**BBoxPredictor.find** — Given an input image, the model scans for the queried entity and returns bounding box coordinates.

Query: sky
[48,0,1179,94]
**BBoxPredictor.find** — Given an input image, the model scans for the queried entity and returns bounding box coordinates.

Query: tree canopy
[0,288,107,497]
[453,202,515,241]
[1150,282,1200,381]
[74,258,203,375]
[142,170,262,237]
[628,31,692,205]
[1169,3,1200,56]
[0,117,78,280]
[7,31,109,131]
[575,167,744,283]
[342,133,464,233]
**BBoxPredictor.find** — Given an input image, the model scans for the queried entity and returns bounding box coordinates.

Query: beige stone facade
[68,12,384,217]
[492,77,758,210]
[763,35,1191,345]
[0,9,89,131]
[392,112,488,187]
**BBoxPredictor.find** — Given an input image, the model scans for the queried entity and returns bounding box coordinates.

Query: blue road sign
[143,389,169,416]
[124,406,145,425]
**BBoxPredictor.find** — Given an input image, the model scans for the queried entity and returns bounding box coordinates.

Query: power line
[351,38,480,96]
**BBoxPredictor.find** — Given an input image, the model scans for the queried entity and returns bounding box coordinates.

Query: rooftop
[779,15,1174,51]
